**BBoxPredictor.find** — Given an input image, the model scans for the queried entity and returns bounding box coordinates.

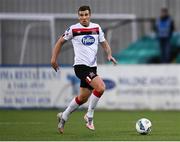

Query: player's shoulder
[90,22,101,28]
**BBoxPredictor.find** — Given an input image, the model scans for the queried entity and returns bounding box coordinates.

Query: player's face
[78,10,91,27]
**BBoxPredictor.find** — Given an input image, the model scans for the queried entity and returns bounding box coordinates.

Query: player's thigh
[78,87,92,102]
[90,76,105,92]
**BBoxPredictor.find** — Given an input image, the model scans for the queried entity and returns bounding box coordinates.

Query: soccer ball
[135,118,152,135]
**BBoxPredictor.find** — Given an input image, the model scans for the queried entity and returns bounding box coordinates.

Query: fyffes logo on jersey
[82,35,95,46]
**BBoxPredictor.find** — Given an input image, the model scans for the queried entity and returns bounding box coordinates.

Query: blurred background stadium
[0,0,180,140]
[0,0,180,65]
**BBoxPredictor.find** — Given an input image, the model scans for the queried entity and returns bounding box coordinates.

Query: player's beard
[81,20,89,27]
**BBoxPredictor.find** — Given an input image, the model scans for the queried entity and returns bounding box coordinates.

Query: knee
[93,85,105,98]
[95,84,106,95]
[96,87,105,95]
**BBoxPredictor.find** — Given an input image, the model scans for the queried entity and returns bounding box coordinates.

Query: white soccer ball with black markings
[136,118,152,135]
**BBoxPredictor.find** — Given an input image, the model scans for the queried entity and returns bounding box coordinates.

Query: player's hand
[51,59,59,72]
[108,55,118,65]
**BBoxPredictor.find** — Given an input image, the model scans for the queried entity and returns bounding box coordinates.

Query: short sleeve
[62,26,73,40]
[98,26,106,42]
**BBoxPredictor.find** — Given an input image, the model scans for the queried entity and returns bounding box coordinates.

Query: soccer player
[51,5,117,134]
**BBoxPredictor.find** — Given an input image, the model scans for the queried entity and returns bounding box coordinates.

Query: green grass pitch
[0,109,180,141]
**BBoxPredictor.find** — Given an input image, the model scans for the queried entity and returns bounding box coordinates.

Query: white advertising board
[98,65,180,110]
[0,67,76,108]
[0,65,180,110]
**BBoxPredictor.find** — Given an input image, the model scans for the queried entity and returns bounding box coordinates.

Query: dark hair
[78,5,91,14]
[161,7,168,13]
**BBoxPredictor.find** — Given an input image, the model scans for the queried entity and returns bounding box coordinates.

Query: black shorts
[74,65,97,90]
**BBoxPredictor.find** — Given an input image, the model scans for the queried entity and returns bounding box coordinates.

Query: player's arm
[51,36,66,72]
[100,40,117,65]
